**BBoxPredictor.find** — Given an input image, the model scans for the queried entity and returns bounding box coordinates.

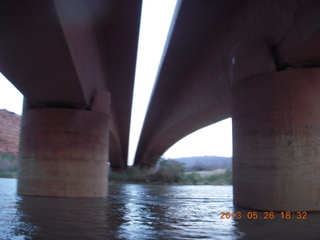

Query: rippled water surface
[1,178,320,239]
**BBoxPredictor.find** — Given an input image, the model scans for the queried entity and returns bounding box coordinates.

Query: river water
[0,178,320,240]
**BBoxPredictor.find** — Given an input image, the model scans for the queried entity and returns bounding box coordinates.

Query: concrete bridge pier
[232,68,320,211]
[18,92,111,198]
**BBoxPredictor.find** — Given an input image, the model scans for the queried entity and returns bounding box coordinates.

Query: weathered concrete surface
[232,68,320,211]
[18,108,110,197]
[135,0,320,166]
[134,0,320,211]
[2,0,320,208]
[0,0,142,168]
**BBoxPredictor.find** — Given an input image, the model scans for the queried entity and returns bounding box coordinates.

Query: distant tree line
[0,154,18,178]
[0,155,232,185]
[109,158,232,185]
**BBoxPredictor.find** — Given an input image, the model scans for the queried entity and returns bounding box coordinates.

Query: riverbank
[0,154,17,178]
[0,157,233,185]
[109,159,232,185]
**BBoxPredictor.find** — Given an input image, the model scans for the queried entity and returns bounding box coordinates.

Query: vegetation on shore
[0,155,232,185]
[0,154,18,178]
[109,158,232,185]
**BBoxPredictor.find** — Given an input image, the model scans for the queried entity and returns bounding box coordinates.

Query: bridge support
[232,68,320,211]
[18,108,110,197]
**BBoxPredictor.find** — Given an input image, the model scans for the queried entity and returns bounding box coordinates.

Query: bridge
[0,0,141,197]
[135,0,320,212]
[1,0,320,212]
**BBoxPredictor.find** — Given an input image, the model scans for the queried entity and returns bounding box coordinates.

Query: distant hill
[171,156,232,171]
[0,109,21,156]
[0,109,21,177]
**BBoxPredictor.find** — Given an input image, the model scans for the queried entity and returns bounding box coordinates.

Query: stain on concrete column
[18,108,110,197]
[232,68,320,211]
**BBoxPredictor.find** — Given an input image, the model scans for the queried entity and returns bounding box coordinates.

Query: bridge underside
[135,0,320,211]
[2,0,320,211]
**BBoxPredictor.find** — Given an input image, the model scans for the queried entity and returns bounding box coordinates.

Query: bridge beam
[232,68,320,211]
[18,106,110,197]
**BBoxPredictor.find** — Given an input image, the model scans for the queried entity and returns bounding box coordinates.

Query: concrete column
[17,108,110,197]
[232,68,320,211]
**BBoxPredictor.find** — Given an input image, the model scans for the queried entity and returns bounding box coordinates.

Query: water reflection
[1,179,320,239]
[13,196,120,239]
[112,184,240,239]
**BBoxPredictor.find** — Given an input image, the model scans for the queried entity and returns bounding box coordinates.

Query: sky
[0,0,233,166]
[0,73,23,115]
[128,0,179,165]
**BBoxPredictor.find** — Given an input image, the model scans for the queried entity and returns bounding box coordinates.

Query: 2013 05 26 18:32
[220,211,307,219]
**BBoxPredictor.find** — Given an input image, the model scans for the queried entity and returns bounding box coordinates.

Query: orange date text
[220,211,307,220]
